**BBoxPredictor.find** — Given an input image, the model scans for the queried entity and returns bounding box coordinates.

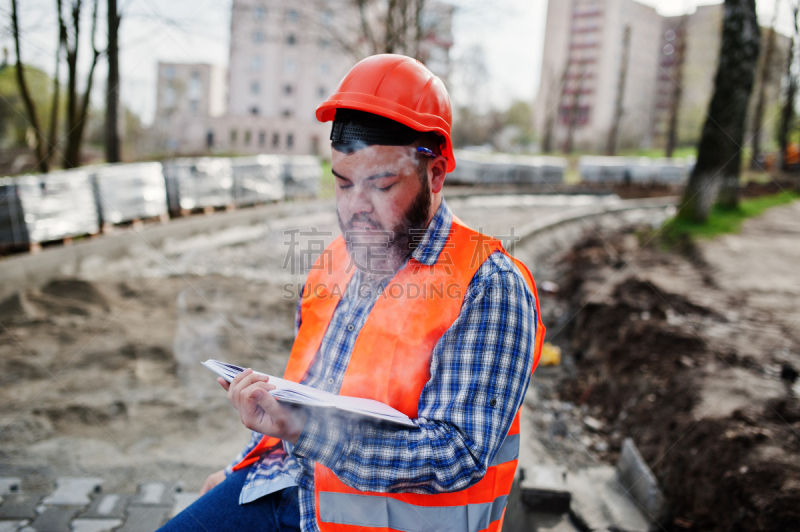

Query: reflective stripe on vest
[318,492,510,532]
[235,215,545,532]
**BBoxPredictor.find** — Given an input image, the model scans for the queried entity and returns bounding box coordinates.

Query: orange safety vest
[234,216,545,532]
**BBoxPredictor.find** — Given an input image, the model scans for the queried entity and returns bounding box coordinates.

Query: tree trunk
[778,5,799,173]
[606,26,631,156]
[105,0,121,163]
[63,0,100,169]
[749,1,779,170]
[10,0,49,173]
[679,0,760,220]
[666,15,688,158]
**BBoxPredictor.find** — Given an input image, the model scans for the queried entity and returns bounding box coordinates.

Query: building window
[286,9,298,22]
[321,10,333,26]
[189,100,198,113]
[251,80,260,94]
[318,62,330,75]
[254,6,265,19]
[287,133,294,148]
[284,59,296,74]
[259,131,266,146]
[286,34,296,46]
[272,133,280,147]
[253,30,264,43]
[250,106,260,115]
[251,56,263,71]
[317,86,326,98]
[244,130,252,145]
[319,38,330,49]
[284,84,293,95]
[206,130,214,148]
[230,129,238,144]
[164,66,175,79]
[282,109,293,118]
[163,86,176,108]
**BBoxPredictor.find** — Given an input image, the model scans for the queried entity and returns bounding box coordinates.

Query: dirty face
[332,144,432,276]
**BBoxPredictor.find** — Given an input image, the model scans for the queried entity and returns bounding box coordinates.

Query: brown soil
[551,202,800,531]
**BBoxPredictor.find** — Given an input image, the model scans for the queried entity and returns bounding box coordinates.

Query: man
[161,54,543,532]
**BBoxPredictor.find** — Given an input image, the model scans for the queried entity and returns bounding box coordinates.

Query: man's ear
[429,156,447,194]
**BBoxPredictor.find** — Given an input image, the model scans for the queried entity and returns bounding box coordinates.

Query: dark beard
[338,178,431,277]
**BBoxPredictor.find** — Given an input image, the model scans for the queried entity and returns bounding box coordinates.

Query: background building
[534,0,790,154]
[152,0,454,158]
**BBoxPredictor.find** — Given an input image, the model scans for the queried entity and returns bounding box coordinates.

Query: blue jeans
[157,468,301,532]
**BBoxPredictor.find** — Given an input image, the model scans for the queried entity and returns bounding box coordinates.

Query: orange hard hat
[316,54,456,172]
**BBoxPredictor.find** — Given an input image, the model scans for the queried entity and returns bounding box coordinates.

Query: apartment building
[152,0,454,158]
[535,0,789,153]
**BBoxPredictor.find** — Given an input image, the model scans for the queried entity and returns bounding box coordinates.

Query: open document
[201,359,416,428]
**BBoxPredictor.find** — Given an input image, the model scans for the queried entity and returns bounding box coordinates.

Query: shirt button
[327,378,335,385]
[490,398,498,407]
[347,324,355,332]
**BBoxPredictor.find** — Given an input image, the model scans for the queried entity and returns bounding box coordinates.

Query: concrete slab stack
[277,155,321,199]
[579,155,691,184]
[0,169,99,249]
[88,162,168,226]
[449,151,567,186]
[162,158,234,215]
[231,155,285,206]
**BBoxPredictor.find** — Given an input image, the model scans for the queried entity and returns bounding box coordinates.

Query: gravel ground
[0,194,631,495]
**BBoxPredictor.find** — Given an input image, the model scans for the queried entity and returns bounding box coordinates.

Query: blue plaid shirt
[226,198,537,532]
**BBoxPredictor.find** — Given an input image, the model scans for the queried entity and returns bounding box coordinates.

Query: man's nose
[349,185,373,214]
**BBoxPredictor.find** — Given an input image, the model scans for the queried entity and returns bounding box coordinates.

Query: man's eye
[338,182,353,189]
[376,184,393,192]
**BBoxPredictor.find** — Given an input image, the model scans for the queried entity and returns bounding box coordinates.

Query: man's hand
[218,369,308,445]
[200,469,226,495]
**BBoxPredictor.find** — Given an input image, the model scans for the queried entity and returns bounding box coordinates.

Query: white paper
[201,359,416,427]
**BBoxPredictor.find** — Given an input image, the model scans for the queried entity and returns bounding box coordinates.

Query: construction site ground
[517,199,800,531]
[0,194,797,531]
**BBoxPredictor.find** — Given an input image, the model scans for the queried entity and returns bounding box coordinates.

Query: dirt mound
[41,279,110,310]
[554,228,800,531]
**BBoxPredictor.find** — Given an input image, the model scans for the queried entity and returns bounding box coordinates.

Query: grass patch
[661,190,800,244]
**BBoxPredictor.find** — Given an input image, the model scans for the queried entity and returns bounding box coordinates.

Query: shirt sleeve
[290,252,537,494]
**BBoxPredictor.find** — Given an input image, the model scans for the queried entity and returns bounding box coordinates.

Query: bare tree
[10,0,50,173]
[606,26,631,156]
[665,14,688,158]
[319,0,433,62]
[105,0,122,163]
[778,2,800,172]
[749,0,779,170]
[678,0,760,221]
[61,0,102,169]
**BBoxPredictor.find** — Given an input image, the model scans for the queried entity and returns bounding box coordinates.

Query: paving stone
[70,518,123,532]
[616,438,667,522]
[169,493,199,518]
[117,506,170,532]
[0,494,44,520]
[28,506,81,532]
[131,483,170,506]
[0,521,29,532]
[42,478,102,507]
[0,480,20,497]
[78,495,131,520]
[566,466,650,532]
[520,465,571,514]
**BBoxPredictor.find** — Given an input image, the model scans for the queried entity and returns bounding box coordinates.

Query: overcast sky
[2,0,794,125]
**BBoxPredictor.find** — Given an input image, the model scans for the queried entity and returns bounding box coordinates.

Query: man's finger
[217,377,231,391]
